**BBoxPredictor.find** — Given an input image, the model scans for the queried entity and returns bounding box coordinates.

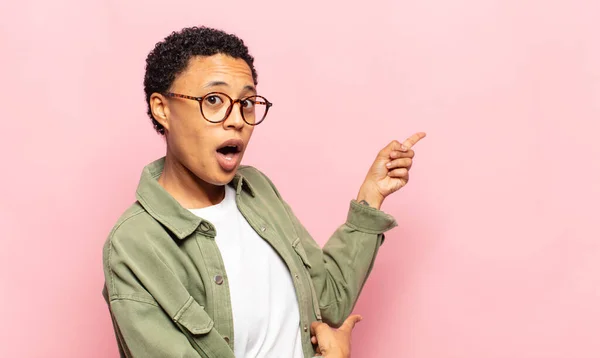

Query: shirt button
[223,336,230,344]
[294,273,299,279]
[214,275,224,285]
[199,222,211,232]
[260,226,266,232]
[303,325,308,332]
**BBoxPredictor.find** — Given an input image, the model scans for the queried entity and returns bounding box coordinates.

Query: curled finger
[387,168,409,179]
[386,158,412,170]
[390,149,415,159]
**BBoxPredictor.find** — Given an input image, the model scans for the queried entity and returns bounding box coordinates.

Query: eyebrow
[204,81,256,94]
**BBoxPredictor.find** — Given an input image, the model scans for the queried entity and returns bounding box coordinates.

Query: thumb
[339,314,363,332]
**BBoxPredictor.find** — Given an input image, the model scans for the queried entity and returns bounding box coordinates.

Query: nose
[223,100,245,130]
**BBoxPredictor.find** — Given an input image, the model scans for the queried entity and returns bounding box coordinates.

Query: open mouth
[216,144,241,156]
[215,139,244,172]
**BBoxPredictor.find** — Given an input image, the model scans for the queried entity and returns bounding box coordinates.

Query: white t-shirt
[189,185,304,358]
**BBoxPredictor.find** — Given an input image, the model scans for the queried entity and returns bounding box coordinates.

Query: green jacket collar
[135,157,255,240]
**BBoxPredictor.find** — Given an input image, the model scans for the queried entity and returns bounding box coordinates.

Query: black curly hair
[143,26,258,135]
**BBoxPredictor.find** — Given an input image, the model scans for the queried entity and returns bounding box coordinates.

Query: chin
[214,171,237,185]
[199,164,239,187]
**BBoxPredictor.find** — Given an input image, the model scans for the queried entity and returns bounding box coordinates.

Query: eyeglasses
[164,92,273,125]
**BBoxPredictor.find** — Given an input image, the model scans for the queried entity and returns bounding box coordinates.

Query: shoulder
[102,202,163,262]
[102,202,175,301]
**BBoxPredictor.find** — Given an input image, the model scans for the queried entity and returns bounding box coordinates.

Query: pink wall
[1,0,599,357]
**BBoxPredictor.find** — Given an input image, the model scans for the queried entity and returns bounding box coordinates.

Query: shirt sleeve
[281,198,397,327]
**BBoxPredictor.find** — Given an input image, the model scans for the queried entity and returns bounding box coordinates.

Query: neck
[158,152,225,209]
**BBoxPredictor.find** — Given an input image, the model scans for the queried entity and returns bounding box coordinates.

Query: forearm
[319,227,384,325]
[291,200,397,326]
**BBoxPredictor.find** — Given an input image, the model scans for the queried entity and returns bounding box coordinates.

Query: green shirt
[102,157,397,357]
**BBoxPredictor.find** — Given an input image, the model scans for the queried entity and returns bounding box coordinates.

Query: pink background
[1,0,599,357]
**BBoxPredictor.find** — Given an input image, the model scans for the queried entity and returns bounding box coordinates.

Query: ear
[150,93,170,132]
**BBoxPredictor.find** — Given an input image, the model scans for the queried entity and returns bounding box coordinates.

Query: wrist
[356,184,384,210]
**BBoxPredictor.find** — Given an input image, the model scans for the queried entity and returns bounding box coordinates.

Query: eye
[205,94,224,105]
[242,98,255,109]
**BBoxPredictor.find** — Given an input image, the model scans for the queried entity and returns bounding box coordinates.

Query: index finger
[402,132,427,150]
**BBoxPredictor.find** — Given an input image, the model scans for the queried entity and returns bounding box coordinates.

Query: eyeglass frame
[163,91,273,125]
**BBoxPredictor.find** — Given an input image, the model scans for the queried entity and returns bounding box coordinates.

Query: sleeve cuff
[345,200,398,234]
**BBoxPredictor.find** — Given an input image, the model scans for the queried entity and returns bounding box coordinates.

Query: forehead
[172,54,254,90]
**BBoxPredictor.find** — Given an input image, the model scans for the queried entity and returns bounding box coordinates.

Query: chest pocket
[174,296,214,334]
[292,237,322,320]
[173,296,234,358]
